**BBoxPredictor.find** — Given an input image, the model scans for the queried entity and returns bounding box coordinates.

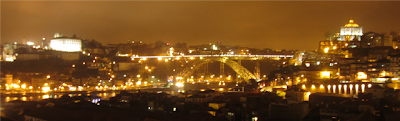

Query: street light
[176,82,184,87]
[21,84,26,89]
[380,71,388,77]
[42,83,50,92]
[357,72,367,80]
[320,71,330,78]
[324,47,330,53]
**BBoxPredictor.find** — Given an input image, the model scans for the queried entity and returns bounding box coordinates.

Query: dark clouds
[2,1,400,50]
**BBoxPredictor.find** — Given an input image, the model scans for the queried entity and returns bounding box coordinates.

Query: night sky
[2,1,400,50]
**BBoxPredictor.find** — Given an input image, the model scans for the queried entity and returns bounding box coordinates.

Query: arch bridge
[132,54,294,83]
[177,57,257,81]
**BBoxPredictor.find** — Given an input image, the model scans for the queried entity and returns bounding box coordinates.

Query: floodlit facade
[50,33,82,52]
[339,19,363,42]
[319,19,364,53]
[2,43,16,62]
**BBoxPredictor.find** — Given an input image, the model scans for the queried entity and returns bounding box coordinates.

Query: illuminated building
[292,51,305,66]
[390,54,400,78]
[340,59,391,82]
[31,77,48,89]
[5,74,13,85]
[319,40,334,54]
[2,43,16,62]
[361,32,383,48]
[360,32,394,49]
[296,68,337,83]
[320,19,363,51]
[357,72,367,80]
[116,44,133,57]
[297,51,338,67]
[285,87,310,102]
[338,19,363,42]
[320,71,331,79]
[50,33,82,52]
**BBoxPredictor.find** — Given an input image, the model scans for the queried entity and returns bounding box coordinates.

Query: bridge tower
[254,60,260,79]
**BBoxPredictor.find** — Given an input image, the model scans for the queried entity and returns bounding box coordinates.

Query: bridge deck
[132,54,293,58]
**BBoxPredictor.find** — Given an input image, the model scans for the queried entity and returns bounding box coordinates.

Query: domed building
[319,19,363,54]
[339,19,363,42]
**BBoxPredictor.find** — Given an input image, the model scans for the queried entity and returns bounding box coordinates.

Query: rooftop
[344,19,360,27]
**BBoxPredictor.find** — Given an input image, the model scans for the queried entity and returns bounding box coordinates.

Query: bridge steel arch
[177,58,256,82]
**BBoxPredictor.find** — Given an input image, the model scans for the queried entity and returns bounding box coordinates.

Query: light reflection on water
[1,93,115,103]
[43,94,50,99]
[2,88,230,103]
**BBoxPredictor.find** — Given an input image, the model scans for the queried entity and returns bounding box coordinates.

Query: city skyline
[2,1,400,50]
[3,2,400,121]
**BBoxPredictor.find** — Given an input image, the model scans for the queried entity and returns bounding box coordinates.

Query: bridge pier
[220,61,224,78]
[236,60,241,82]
